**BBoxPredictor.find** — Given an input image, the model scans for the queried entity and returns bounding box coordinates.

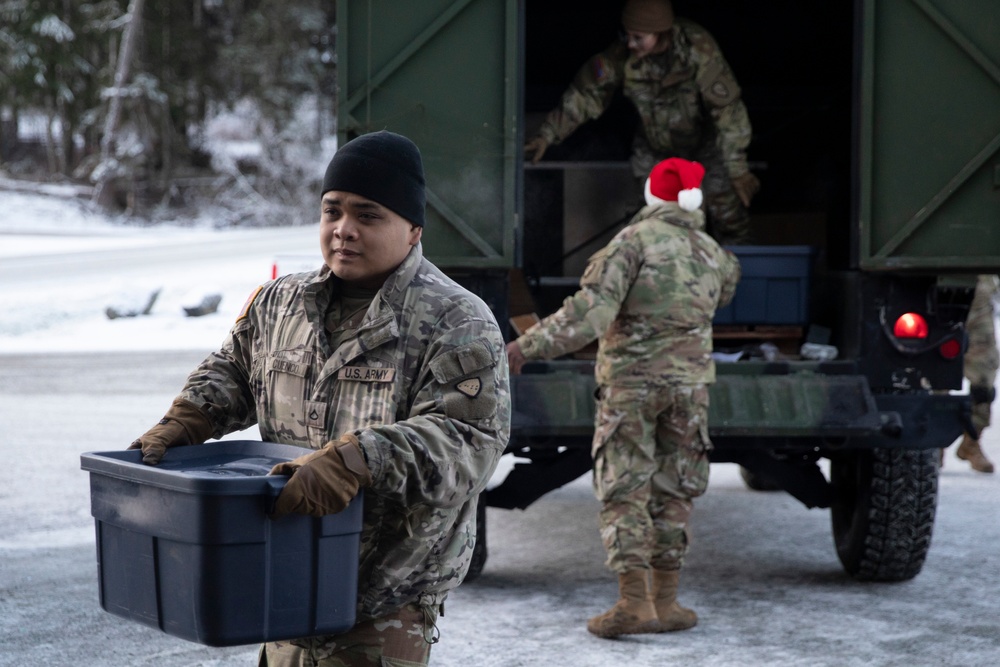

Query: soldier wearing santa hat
[507,157,741,638]
[524,0,758,244]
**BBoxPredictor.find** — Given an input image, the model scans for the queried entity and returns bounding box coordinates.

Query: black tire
[738,465,782,492]
[830,447,938,582]
[463,495,488,582]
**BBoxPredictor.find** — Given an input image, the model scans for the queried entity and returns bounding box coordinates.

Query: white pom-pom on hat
[644,158,706,212]
[677,187,703,211]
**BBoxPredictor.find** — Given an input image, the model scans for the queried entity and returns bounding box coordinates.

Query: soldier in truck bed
[524,0,759,244]
[507,158,740,638]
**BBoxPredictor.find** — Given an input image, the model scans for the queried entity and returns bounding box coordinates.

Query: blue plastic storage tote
[80,440,362,647]
[713,246,816,326]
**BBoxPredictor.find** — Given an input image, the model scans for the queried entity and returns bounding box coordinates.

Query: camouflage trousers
[259,604,437,667]
[965,274,1000,435]
[632,141,751,245]
[592,383,712,573]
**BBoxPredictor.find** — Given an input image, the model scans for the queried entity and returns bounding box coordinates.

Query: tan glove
[128,398,214,465]
[730,172,761,207]
[524,136,549,163]
[269,434,373,519]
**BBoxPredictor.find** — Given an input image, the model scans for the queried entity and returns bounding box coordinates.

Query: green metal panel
[511,367,597,437]
[510,361,882,439]
[709,373,881,437]
[859,0,1000,271]
[336,0,518,268]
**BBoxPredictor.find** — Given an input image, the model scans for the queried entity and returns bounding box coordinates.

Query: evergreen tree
[2,0,337,221]
[0,0,123,175]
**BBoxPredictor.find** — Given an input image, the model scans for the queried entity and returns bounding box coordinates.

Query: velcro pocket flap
[359,315,398,351]
[429,339,496,384]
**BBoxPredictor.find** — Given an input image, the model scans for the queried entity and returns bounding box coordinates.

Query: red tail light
[271,263,278,280]
[893,313,928,339]
[939,338,962,359]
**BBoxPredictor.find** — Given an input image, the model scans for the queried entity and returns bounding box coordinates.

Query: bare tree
[92,0,146,207]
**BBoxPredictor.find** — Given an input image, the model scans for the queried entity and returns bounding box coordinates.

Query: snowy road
[0,196,320,352]
[0,226,319,284]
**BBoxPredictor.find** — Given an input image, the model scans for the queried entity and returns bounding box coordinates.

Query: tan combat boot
[956,434,995,473]
[651,569,698,632]
[586,570,660,638]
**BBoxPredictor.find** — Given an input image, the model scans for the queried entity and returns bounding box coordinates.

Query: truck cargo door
[858,1,1000,270]
[336,0,518,268]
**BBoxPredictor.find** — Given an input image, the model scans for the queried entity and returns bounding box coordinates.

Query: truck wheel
[464,495,488,582]
[829,447,938,582]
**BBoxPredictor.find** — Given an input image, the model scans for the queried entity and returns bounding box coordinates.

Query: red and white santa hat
[644,157,706,211]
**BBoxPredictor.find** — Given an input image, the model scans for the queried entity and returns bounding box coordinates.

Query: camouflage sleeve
[686,23,752,177]
[177,305,260,438]
[518,232,642,360]
[537,42,627,146]
[356,315,510,509]
[718,248,742,308]
[710,100,753,178]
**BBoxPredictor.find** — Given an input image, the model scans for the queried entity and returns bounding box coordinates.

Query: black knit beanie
[322,130,426,227]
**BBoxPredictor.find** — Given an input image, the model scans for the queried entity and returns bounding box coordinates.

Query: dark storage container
[713,246,816,326]
[80,440,363,647]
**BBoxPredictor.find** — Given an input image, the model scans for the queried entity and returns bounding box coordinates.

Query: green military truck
[335,0,1000,582]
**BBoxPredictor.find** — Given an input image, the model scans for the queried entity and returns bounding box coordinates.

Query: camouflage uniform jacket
[177,243,510,621]
[537,19,752,178]
[517,203,740,386]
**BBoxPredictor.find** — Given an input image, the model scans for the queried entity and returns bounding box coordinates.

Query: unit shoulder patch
[236,285,264,322]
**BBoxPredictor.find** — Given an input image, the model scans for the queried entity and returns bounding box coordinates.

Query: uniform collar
[307,247,422,363]
[636,202,707,232]
[377,242,423,306]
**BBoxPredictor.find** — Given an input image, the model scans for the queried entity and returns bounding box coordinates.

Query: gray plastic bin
[80,440,362,647]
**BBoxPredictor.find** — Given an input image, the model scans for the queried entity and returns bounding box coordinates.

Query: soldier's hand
[506,341,528,375]
[730,172,761,208]
[127,398,214,465]
[524,136,549,164]
[269,434,372,519]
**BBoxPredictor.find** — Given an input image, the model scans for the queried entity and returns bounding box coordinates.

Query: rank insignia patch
[455,378,482,398]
